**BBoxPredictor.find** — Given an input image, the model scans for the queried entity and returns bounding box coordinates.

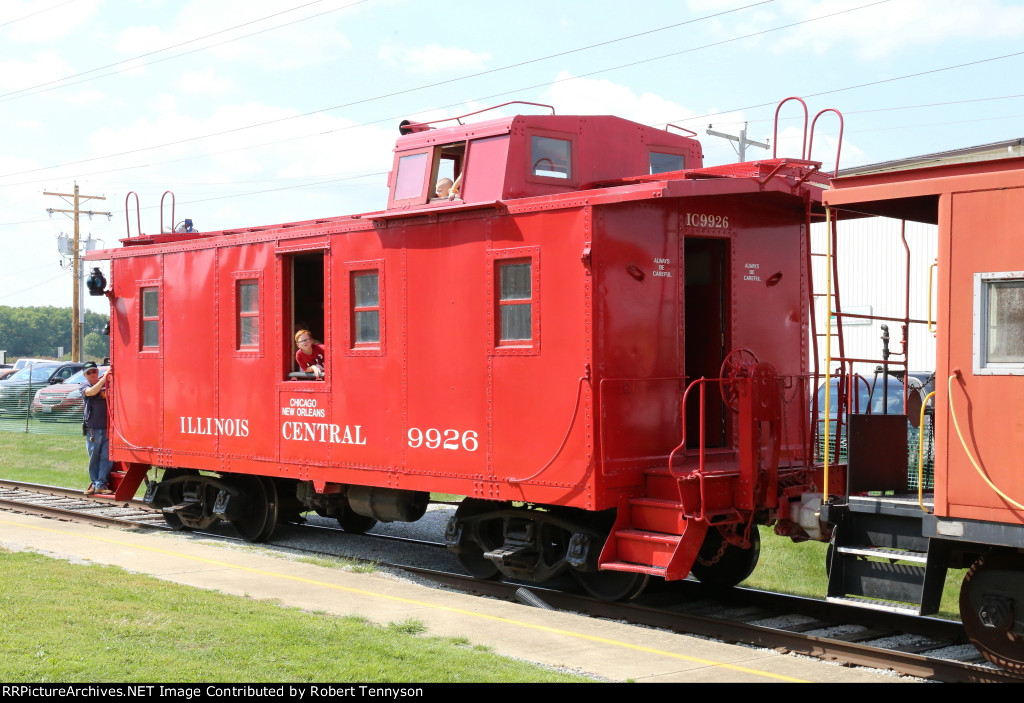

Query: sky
[2,0,1024,315]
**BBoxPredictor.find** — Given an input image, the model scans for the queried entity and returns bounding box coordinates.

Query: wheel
[337,504,378,534]
[449,499,502,580]
[227,475,279,543]
[572,569,649,601]
[719,348,759,412]
[960,551,1024,673]
[690,526,761,587]
[159,468,206,531]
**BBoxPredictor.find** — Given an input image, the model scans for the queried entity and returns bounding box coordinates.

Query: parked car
[814,370,936,488]
[13,358,52,371]
[0,362,85,418]
[814,371,934,419]
[30,366,109,423]
[0,368,19,382]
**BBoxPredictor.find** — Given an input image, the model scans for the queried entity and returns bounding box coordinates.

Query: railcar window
[141,287,159,348]
[237,280,259,348]
[499,262,532,341]
[530,136,571,179]
[394,152,429,200]
[650,151,685,174]
[433,142,466,199]
[975,274,1024,373]
[287,251,326,376]
[352,271,380,345]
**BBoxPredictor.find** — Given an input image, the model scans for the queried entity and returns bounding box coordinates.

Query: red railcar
[823,161,1024,672]
[92,102,824,598]
[86,100,1024,670]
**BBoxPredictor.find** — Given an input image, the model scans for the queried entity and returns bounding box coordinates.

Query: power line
[0,0,364,103]
[0,271,70,301]
[0,0,76,29]
[0,0,785,179]
[1,1,1019,218]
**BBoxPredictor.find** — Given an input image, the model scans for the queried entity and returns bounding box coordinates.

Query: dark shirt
[79,383,108,430]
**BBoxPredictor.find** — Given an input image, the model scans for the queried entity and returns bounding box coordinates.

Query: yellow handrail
[947,372,1024,511]
[927,261,938,335]
[917,390,936,513]
[823,207,833,497]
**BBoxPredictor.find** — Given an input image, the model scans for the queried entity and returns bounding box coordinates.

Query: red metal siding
[937,187,1024,524]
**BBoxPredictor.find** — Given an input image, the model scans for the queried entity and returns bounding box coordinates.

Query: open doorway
[288,252,325,374]
[684,237,729,449]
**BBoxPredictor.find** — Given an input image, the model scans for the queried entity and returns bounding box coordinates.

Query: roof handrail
[808,108,845,177]
[125,191,141,238]
[665,123,697,137]
[772,96,809,160]
[160,191,175,235]
[399,101,556,133]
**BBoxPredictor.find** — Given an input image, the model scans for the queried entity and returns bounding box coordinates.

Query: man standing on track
[80,362,113,495]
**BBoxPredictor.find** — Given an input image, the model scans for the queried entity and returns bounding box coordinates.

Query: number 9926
[407,427,479,452]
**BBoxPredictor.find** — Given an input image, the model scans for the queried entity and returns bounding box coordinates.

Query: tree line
[0,306,110,362]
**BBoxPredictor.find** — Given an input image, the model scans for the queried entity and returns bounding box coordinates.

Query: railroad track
[2,480,1021,682]
[0,479,166,529]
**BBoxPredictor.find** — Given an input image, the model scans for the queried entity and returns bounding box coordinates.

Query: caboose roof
[824,155,1024,224]
[382,111,704,215]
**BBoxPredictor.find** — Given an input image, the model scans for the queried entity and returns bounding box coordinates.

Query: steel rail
[2,481,1021,682]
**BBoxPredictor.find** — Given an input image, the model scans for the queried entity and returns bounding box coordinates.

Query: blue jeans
[86,427,113,489]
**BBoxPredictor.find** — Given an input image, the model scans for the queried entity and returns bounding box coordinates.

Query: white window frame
[973,270,1024,376]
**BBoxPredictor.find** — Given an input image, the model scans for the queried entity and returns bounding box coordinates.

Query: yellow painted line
[1,517,807,683]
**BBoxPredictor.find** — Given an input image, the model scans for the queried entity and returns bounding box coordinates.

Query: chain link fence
[815,415,935,491]
[0,377,85,437]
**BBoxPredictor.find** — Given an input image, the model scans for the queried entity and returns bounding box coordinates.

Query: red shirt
[295,343,325,372]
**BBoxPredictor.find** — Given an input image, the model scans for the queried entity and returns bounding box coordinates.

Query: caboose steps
[599,560,668,577]
[825,595,922,616]
[628,497,686,533]
[825,501,949,616]
[836,545,928,564]
[612,528,679,568]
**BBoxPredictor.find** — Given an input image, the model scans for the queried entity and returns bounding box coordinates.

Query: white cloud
[542,70,712,132]
[0,52,75,92]
[2,0,103,44]
[63,88,107,106]
[175,67,236,96]
[79,97,396,233]
[115,25,172,55]
[378,42,492,75]
[686,0,1024,60]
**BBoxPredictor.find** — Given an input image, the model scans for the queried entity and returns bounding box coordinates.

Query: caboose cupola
[385,101,703,211]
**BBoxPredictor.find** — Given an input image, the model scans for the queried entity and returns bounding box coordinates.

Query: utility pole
[44,183,111,361]
[706,123,770,162]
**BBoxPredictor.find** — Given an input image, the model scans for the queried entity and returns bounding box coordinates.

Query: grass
[295,554,378,573]
[0,430,85,488]
[749,525,966,620]
[0,416,83,438]
[0,550,590,683]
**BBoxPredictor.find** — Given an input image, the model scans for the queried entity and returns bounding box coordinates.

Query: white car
[13,358,52,371]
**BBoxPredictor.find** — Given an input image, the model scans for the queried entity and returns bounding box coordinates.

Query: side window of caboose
[433,142,466,199]
[352,270,381,346]
[141,287,159,349]
[288,251,326,374]
[393,152,430,200]
[237,279,259,348]
[649,151,685,174]
[975,273,1024,374]
[498,261,532,342]
[530,136,572,179]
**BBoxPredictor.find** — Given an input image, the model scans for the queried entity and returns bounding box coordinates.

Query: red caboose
[822,158,1024,671]
[91,103,825,599]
